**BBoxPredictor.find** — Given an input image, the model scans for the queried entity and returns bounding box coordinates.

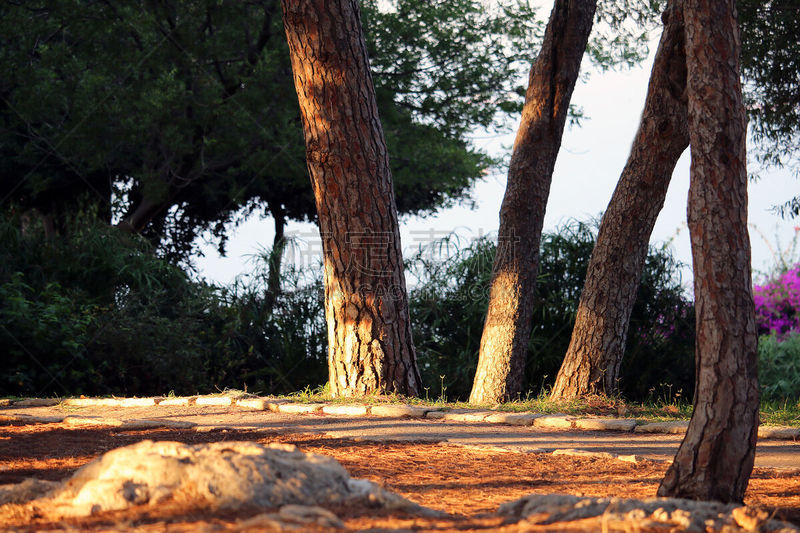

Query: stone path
[1,396,798,470]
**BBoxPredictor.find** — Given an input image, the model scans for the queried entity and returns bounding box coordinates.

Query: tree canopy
[0,0,544,263]
[738,0,800,215]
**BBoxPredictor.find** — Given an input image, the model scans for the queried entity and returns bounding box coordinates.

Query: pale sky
[196,37,798,293]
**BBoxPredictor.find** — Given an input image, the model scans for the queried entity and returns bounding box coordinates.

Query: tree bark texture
[469,0,596,404]
[550,0,690,399]
[657,0,759,503]
[281,0,421,397]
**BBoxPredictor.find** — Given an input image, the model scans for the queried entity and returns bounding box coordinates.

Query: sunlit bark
[469,0,596,404]
[281,0,421,397]
[657,0,758,503]
[551,0,689,399]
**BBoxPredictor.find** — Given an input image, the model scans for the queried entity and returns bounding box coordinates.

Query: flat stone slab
[758,426,800,440]
[552,448,645,464]
[0,414,64,424]
[61,398,156,407]
[635,421,689,434]
[120,398,158,407]
[449,442,518,454]
[498,493,796,532]
[322,404,369,416]
[13,398,60,407]
[277,403,324,415]
[553,448,617,460]
[484,412,538,426]
[442,410,495,423]
[236,398,273,410]
[63,416,125,427]
[158,397,192,406]
[575,418,636,432]
[195,396,233,406]
[424,410,446,420]
[533,415,575,429]
[369,405,428,418]
[119,419,196,430]
[62,398,114,407]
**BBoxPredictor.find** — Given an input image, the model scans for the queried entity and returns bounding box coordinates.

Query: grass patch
[761,399,800,426]
[268,387,799,427]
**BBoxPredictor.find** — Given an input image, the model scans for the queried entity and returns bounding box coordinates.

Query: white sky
[196,38,798,293]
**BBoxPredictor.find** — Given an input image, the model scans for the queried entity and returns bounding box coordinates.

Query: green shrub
[758,333,800,401]
[0,210,223,395]
[220,260,328,394]
[1,209,697,401]
[0,210,328,397]
[408,220,696,401]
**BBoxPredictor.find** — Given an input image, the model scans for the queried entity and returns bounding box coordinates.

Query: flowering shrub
[754,265,800,338]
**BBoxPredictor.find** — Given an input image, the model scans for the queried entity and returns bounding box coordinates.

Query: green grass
[4,389,797,428]
[268,387,799,427]
[760,399,800,426]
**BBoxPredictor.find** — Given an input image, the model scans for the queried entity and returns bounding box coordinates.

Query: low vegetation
[2,212,796,427]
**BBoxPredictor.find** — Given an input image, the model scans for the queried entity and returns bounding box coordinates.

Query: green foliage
[363,0,544,134]
[408,219,695,401]
[738,0,800,214]
[0,0,539,261]
[408,235,495,397]
[0,211,327,396]
[589,0,661,71]
[0,0,662,261]
[220,257,328,394]
[0,209,215,394]
[758,333,800,401]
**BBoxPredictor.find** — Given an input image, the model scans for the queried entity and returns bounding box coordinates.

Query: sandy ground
[1,415,798,531]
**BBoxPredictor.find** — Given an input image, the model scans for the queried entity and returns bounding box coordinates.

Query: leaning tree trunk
[281,0,421,397]
[550,0,690,399]
[469,0,596,405]
[657,0,759,503]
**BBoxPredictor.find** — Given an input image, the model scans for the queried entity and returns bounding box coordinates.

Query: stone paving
[1,395,798,469]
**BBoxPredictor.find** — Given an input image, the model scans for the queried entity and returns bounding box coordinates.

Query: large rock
[12,440,431,519]
[0,478,60,505]
[499,494,799,532]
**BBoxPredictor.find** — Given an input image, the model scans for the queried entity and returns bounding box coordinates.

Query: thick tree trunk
[657,0,759,503]
[550,0,690,399]
[281,0,421,397]
[469,0,596,404]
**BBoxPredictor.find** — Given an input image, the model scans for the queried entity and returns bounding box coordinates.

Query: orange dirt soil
[0,421,798,531]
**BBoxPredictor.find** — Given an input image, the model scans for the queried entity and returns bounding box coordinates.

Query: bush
[408,220,696,401]
[754,265,800,338]
[0,210,696,401]
[0,210,327,397]
[0,210,225,395]
[220,259,328,394]
[758,333,800,401]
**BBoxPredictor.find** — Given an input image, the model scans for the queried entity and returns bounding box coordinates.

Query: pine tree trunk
[550,0,690,399]
[469,0,596,404]
[281,0,421,397]
[657,0,759,503]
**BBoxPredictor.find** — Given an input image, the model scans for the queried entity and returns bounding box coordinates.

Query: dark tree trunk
[657,0,759,503]
[469,0,596,404]
[281,0,421,397]
[117,194,167,235]
[550,0,690,399]
[265,204,286,312]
